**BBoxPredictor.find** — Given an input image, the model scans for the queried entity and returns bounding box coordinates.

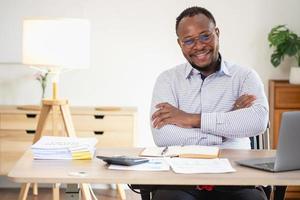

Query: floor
[0,188,141,200]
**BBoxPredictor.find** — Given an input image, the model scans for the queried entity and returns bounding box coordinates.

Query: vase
[289,67,300,84]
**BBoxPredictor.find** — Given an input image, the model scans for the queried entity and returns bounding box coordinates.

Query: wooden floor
[0,188,141,200]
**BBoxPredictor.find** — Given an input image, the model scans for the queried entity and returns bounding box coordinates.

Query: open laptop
[236,111,300,172]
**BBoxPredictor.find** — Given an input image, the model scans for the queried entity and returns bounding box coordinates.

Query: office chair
[131,127,286,200]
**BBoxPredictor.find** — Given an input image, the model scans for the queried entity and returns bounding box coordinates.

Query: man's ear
[215,27,220,37]
[177,38,182,48]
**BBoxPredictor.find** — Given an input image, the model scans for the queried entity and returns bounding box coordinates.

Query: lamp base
[33,98,75,143]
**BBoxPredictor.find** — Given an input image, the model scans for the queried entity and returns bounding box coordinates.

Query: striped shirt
[150,59,269,149]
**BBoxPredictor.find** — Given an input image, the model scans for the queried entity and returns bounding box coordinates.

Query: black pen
[161,146,168,156]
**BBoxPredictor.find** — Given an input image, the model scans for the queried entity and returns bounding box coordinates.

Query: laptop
[236,111,300,172]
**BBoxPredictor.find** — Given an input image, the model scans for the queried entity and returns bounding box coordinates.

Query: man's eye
[183,39,194,46]
[199,34,210,41]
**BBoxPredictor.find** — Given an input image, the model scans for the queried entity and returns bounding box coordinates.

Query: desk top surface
[8,148,300,186]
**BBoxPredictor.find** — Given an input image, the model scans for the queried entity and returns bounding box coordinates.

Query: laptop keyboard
[255,162,275,169]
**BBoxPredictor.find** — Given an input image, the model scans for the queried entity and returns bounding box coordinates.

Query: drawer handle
[26,114,37,118]
[94,131,104,135]
[94,115,105,119]
[26,130,36,134]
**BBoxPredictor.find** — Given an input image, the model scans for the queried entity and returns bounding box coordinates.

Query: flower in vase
[35,71,49,99]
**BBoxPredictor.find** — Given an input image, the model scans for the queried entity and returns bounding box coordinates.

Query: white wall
[0,0,300,147]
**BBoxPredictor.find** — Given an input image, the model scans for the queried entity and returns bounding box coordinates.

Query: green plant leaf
[285,41,298,56]
[268,25,300,67]
[271,52,283,67]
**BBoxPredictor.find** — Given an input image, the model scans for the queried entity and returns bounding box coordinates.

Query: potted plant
[268,25,300,84]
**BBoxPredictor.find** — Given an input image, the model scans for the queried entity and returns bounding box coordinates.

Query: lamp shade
[22,18,90,69]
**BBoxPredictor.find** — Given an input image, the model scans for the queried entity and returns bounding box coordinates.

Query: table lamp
[20,18,92,200]
[22,18,90,142]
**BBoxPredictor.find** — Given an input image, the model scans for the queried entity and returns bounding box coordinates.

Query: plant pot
[289,67,300,84]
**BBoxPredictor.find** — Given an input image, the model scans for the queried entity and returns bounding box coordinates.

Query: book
[31,136,97,160]
[140,145,219,159]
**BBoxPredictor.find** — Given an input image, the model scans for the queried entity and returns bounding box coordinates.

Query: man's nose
[192,39,205,50]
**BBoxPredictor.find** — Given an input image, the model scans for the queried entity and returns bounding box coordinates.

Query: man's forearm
[201,105,269,138]
[151,124,222,147]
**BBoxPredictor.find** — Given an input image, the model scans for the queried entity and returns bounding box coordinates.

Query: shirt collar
[218,59,231,76]
[185,55,232,79]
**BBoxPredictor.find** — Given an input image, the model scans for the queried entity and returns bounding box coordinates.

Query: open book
[140,145,219,159]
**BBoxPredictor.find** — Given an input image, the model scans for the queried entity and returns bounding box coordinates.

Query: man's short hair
[176,6,216,35]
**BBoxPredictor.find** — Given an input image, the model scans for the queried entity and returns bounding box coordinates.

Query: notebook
[140,145,219,159]
[236,111,300,172]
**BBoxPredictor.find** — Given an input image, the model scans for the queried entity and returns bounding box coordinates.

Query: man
[150,6,269,200]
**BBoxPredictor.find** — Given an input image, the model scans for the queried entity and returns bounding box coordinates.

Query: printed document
[167,158,235,174]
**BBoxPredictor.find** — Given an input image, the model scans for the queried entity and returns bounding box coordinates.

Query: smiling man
[150,6,269,200]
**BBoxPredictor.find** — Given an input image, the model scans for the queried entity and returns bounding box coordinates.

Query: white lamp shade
[22,18,90,69]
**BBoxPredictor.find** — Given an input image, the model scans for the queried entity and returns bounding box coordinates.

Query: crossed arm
[152,94,256,129]
[150,70,269,145]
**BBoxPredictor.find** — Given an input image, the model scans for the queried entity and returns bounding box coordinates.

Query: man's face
[177,14,219,70]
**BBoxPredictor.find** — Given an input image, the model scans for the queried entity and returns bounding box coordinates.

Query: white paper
[31,136,97,160]
[108,158,170,171]
[168,158,236,174]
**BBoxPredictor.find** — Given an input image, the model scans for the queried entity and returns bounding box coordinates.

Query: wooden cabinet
[269,80,300,199]
[269,80,300,148]
[0,106,137,175]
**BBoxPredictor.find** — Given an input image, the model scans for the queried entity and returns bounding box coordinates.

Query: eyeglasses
[180,31,215,48]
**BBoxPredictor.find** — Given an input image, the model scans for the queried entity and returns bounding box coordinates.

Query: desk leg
[81,183,92,200]
[52,183,60,200]
[117,184,126,200]
[18,183,30,200]
[274,186,287,200]
[33,183,38,195]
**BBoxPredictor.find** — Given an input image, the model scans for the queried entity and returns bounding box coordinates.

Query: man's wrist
[189,114,201,128]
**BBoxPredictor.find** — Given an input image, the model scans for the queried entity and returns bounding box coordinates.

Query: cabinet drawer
[1,114,39,130]
[73,115,133,131]
[1,114,64,131]
[286,186,300,199]
[275,87,300,108]
[77,131,133,147]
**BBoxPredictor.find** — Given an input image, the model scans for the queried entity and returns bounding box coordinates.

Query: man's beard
[189,52,221,73]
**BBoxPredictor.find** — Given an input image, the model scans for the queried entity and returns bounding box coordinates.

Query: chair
[131,126,286,200]
[250,122,270,150]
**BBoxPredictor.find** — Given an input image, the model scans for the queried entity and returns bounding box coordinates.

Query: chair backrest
[250,122,270,150]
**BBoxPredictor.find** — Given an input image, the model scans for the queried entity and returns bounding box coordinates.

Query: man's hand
[152,102,200,129]
[232,94,256,110]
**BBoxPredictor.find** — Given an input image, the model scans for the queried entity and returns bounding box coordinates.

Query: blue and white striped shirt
[150,59,269,149]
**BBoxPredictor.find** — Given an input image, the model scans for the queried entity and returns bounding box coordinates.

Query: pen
[161,146,168,156]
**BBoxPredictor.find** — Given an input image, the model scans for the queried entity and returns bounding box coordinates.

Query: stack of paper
[31,136,98,160]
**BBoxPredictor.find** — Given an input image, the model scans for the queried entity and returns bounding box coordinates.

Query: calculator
[96,155,149,166]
